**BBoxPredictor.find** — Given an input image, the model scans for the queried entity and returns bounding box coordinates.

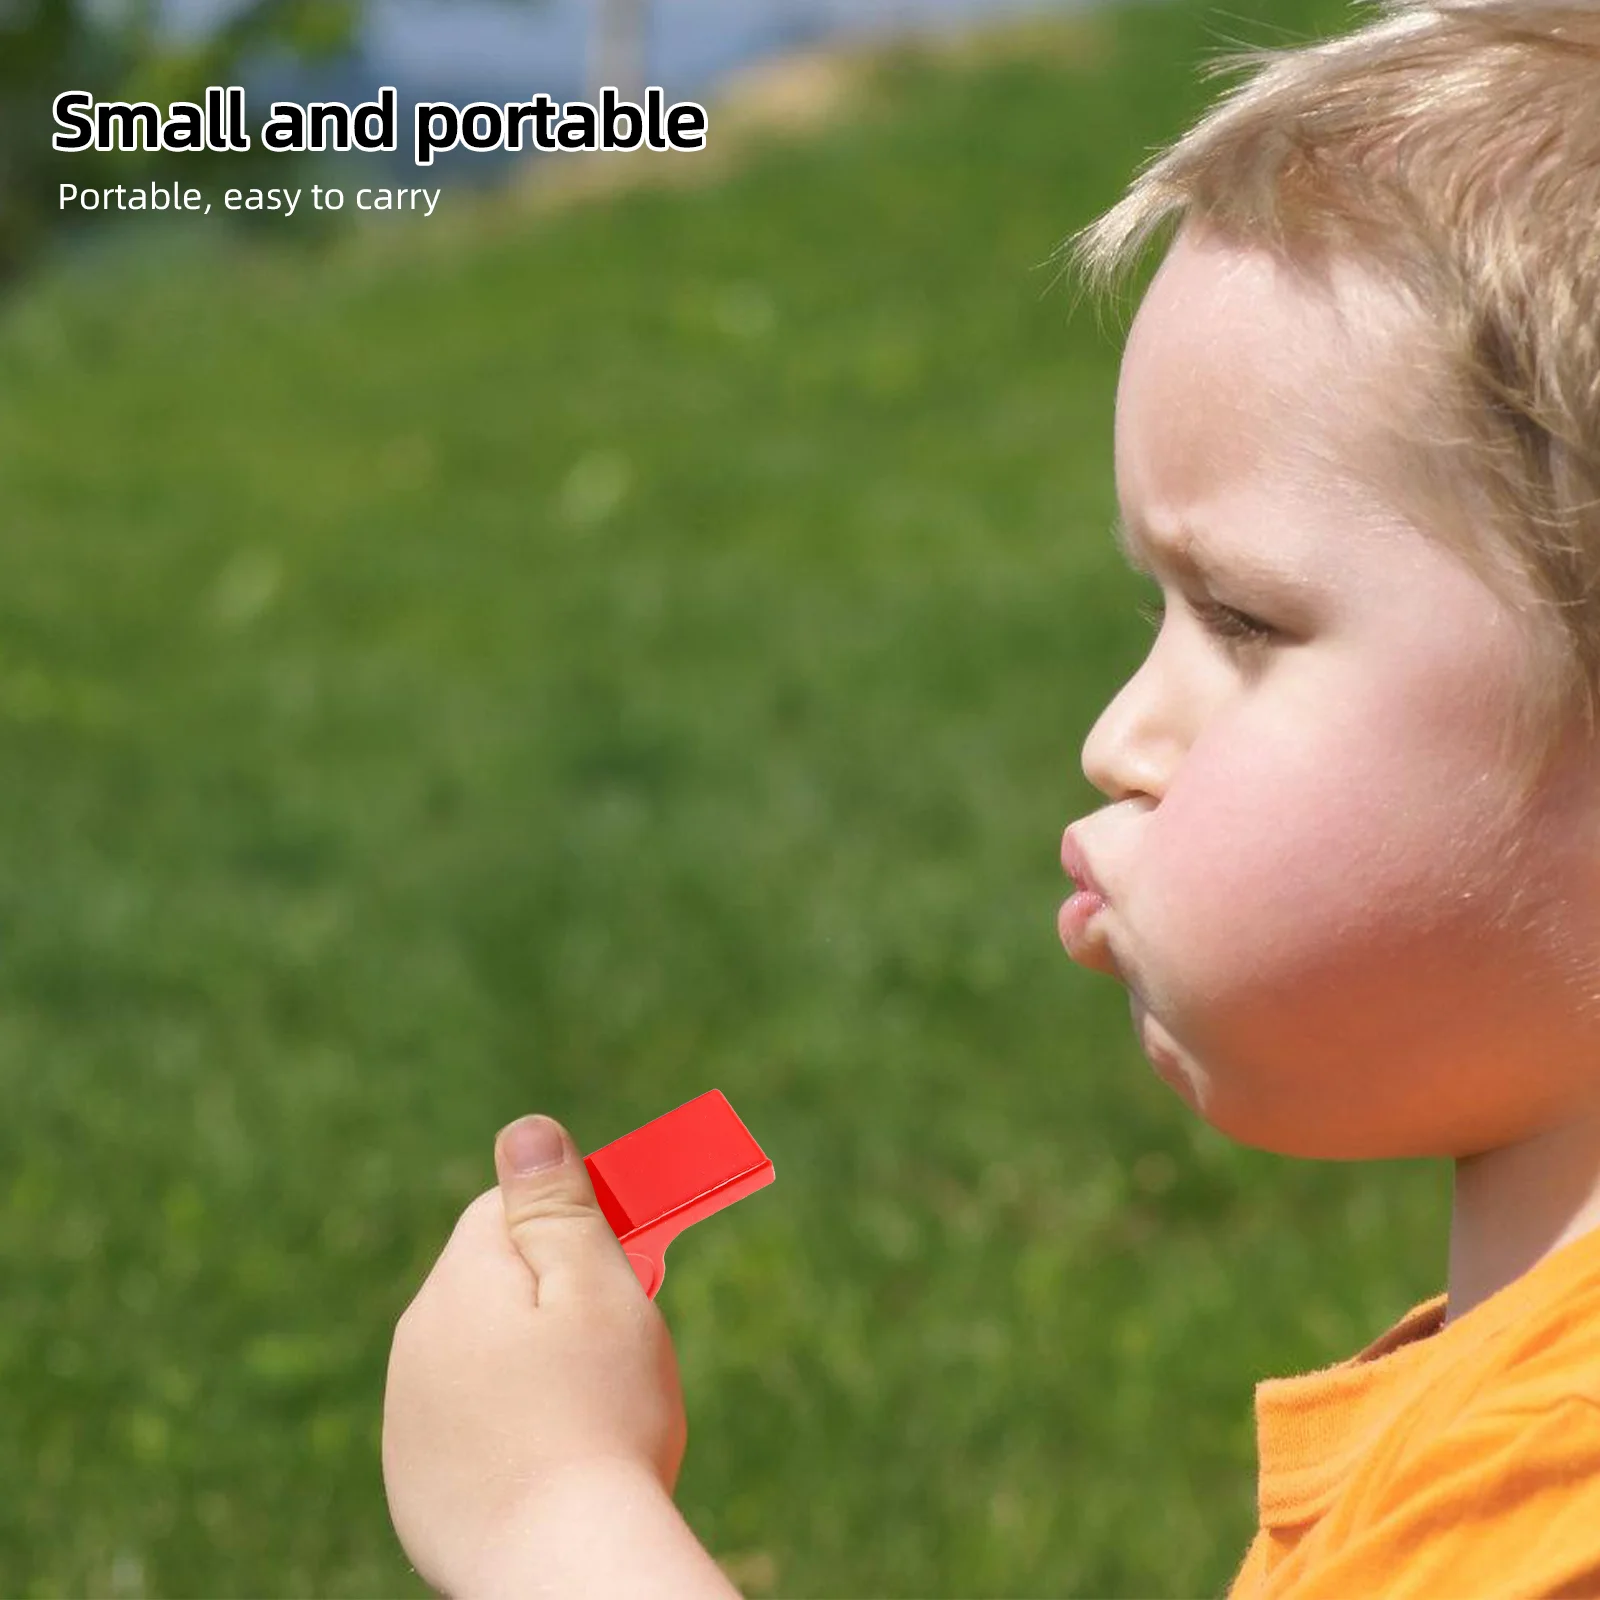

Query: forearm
[468,1459,744,1600]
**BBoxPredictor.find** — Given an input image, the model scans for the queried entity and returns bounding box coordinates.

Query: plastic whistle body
[583,1089,775,1297]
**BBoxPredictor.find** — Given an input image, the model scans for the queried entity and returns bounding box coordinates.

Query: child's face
[1063,226,1600,1160]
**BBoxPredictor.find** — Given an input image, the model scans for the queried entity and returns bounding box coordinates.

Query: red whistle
[583,1089,775,1298]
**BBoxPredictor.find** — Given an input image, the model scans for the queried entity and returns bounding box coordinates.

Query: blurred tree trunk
[0,0,357,287]
[0,0,117,281]
[589,0,649,101]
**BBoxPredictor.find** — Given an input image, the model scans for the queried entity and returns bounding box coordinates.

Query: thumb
[493,1114,636,1296]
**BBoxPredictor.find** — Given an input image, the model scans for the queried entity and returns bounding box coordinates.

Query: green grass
[0,2,1447,1594]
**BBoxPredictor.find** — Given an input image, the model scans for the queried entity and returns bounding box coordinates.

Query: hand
[382,1114,689,1596]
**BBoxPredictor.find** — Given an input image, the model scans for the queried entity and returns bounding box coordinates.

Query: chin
[1133,1012,1372,1158]
[1186,1092,1426,1161]
[1132,1001,1206,1106]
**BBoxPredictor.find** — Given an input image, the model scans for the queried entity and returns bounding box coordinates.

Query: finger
[494,1115,638,1300]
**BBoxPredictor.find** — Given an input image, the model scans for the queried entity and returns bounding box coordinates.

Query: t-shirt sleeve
[1234,1397,1600,1600]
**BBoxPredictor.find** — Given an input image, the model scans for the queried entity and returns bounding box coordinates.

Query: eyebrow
[1111,513,1290,589]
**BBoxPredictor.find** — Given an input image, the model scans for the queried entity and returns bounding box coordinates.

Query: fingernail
[503,1115,566,1174]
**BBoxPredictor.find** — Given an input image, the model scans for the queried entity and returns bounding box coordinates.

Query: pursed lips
[1059,826,1122,978]
[1060,828,1108,902]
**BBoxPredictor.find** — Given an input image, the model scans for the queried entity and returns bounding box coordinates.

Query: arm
[473,1458,742,1600]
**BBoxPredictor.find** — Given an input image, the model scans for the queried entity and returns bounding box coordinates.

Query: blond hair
[1065,1,1600,788]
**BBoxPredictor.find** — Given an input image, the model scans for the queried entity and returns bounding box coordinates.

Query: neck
[1448,1110,1600,1324]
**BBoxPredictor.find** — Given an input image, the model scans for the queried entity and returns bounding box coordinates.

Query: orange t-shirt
[1227,1225,1600,1599]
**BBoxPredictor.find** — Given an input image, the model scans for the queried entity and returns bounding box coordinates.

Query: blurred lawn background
[0,1,1450,1594]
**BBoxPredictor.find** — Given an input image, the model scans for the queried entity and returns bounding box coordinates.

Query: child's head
[1060,3,1600,1161]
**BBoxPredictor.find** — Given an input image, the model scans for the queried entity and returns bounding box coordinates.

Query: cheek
[1128,692,1510,1004]
[1118,708,1530,1155]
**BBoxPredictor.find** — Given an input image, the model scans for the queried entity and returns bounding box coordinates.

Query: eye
[1136,593,1275,650]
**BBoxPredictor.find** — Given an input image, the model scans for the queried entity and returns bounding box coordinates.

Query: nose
[1081,649,1186,803]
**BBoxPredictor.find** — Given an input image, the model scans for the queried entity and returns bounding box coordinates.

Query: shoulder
[1456,1274,1600,1413]
[1334,1279,1600,1528]
[1269,1397,1600,1599]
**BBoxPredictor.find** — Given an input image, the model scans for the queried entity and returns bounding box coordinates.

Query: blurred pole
[590,0,649,102]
